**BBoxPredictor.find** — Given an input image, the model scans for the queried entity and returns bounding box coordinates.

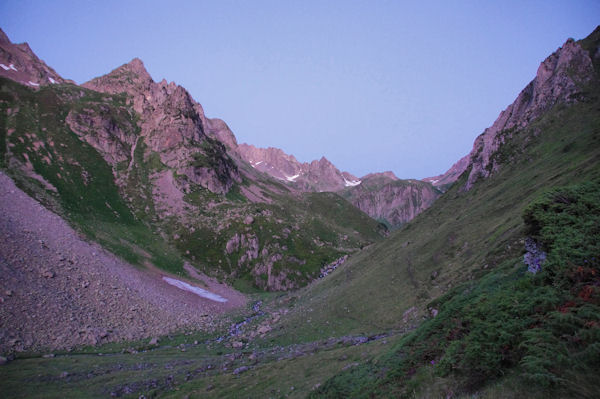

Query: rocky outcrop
[319,255,349,278]
[65,105,138,166]
[224,231,303,291]
[341,172,441,227]
[204,117,239,151]
[237,143,361,192]
[0,28,69,88]
[225,233,259,262]
[83,58,240,194]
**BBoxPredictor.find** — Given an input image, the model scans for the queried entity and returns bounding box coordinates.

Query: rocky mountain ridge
[236,143,361,192]
[237,143,441,226]
[429,33,599,189]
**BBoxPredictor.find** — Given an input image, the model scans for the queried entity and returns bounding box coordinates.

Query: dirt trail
[0,172,245,354]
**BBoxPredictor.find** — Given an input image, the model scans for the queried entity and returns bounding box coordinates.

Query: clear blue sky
[1,1,598,179]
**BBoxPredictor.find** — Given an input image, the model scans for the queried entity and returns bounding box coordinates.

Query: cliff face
[82,58,240,194]
[427,33,599,190]
[341,172,441,228]
[0,28,69,88]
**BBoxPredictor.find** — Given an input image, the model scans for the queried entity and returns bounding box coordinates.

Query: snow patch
[0,64,10,71]
[430,179,439,184]
[162,276,228,302]
[286,174,300,182]
[9,64,17,71]
[28,81,40,87]
[48,77,57,84]
[343,177,361,187]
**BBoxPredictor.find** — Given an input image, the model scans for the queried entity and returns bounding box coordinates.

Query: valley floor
[0,172,246,354]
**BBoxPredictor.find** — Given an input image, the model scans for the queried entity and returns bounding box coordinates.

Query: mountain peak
[0,28,10,44]
[430,29,599,191]
[112,57,152,82]
[83,57,153,95]
[317,156,334,166]
[123,57,149,76]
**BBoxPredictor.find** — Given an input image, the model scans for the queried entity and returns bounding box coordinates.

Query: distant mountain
[235,144,440,226]
[340,172,441,228]
[236,143,361,192]
[0,28,70,88]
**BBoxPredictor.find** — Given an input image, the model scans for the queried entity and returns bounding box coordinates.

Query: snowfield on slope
[162,277,228,302]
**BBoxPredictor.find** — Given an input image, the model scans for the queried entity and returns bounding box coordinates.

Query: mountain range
[1,25,599,399]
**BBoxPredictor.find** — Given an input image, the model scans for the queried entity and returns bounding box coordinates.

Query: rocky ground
[0,172,246,354]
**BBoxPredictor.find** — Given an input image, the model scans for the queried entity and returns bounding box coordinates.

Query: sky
[1,1,598,179]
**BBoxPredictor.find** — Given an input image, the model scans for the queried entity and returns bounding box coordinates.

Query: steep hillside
[0,35,385,293]
[0,171,245,354]
[340,172,441,228]
[0,77,383,292]
[426,32,597,190]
